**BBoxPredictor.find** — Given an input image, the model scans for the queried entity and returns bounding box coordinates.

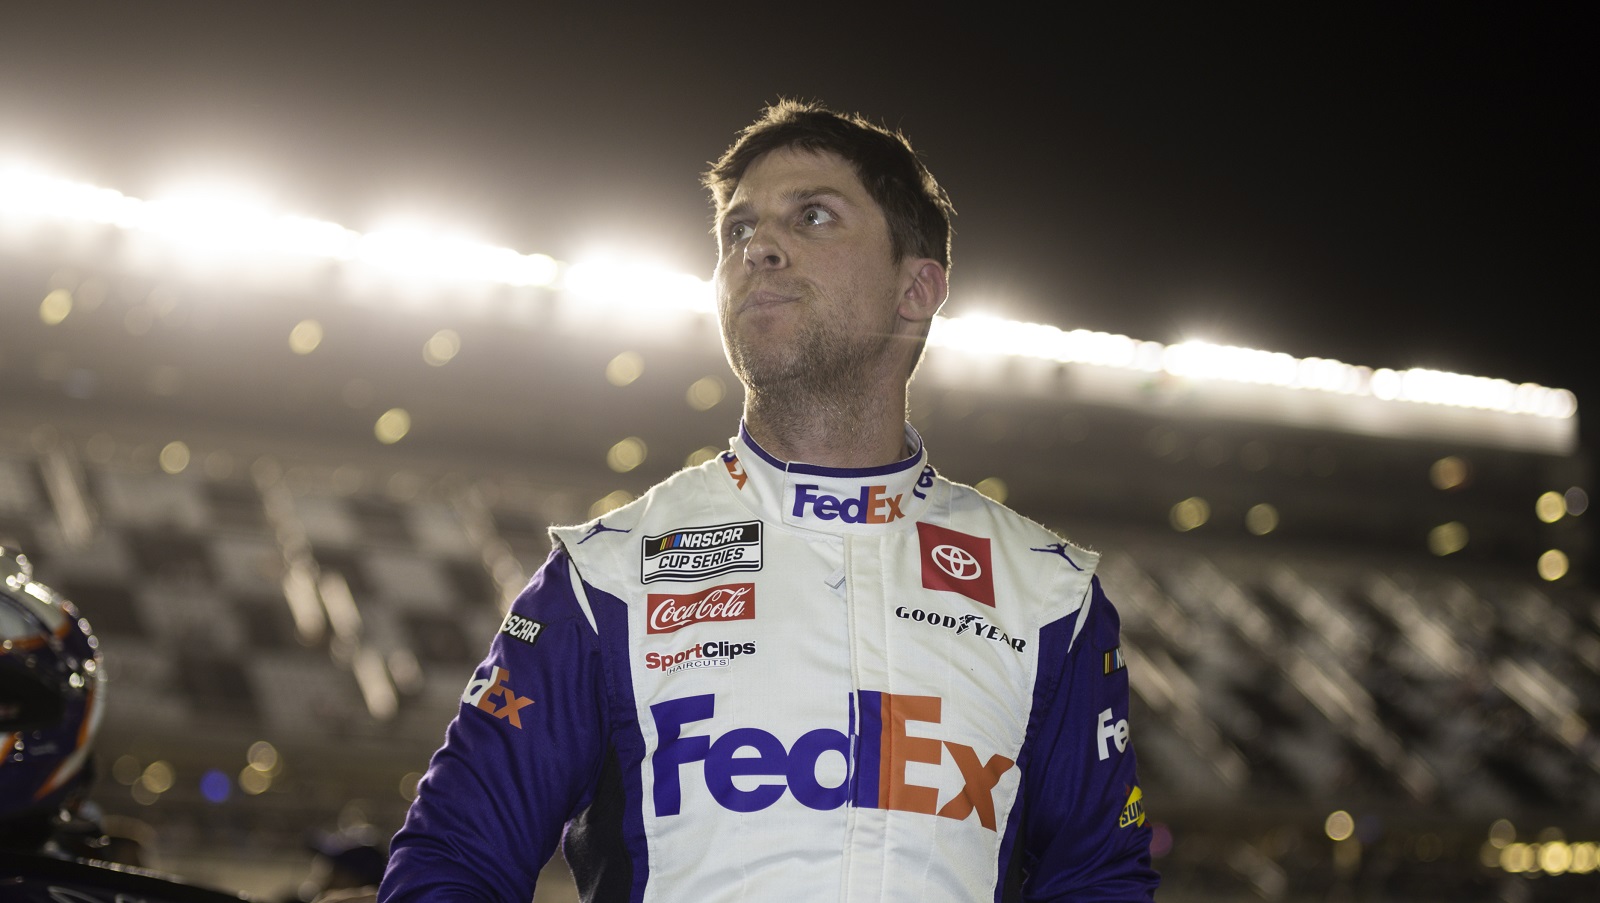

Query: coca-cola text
[646,584,756,634]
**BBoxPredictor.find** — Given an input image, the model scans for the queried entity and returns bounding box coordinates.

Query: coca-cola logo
[646,583,756,634]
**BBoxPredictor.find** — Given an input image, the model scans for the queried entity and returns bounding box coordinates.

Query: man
[380,101,1158,901]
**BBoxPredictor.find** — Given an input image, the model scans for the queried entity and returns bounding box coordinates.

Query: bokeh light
[239,766,271,795]
[1538,549,1569,581]
[685,446,722,467]
[39,289,72,325]
[1325,810,1355,842]
[1565,487,1589,516]
[423,329,461,366]
[589,490,634,519]
[141,760,175,794]
[607,437,647,473]
[1536,491,1566,523]
[288,319,323,355]
[248,740,280,774]
[686,376,725,411]
[1170,497,1210,532]
[200,768,231,804]
[375,408,412,444]
[1428,522,1468,556]
[159,440,191,475]
[1245,503,1278,535]
[974,477,1008,504]
[1429,456,1468,490]
[112,754,141,785]
[1149,823,1173,858]
[399,771,423,802]
[605,351,643,387]
[1488,819,1516,848]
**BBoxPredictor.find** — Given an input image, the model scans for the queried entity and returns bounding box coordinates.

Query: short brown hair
[704,99,955,271]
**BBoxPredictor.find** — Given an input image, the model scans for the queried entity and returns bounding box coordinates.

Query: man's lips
[739,290,800,313]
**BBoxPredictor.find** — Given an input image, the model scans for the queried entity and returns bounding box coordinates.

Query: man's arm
[1015,576,1159,901]
[379,547,609,903]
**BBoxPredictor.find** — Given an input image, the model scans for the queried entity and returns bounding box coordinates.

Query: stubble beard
[722,298,899,424]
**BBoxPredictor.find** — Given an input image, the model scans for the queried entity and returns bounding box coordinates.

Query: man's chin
[731,356,805,393]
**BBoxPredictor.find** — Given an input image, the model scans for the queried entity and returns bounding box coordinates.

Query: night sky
[2,4,1593,442]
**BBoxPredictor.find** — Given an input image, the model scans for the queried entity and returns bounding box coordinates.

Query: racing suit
[380,424,1158,902]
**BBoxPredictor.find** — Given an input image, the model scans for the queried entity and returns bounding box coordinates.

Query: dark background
[2,2,1591,432]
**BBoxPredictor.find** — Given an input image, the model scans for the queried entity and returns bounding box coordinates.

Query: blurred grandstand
[2,172,1596,901]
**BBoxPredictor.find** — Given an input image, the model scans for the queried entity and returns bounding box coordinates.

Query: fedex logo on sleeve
[650,690,1014,831]
[461,666,534,728]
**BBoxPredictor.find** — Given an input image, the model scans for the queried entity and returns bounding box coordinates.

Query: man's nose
[742,226,787,270]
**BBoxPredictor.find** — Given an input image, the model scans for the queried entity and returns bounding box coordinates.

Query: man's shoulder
[938,473,1100,574]
[549,460,725,553]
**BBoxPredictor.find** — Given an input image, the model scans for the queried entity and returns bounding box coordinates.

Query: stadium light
[0,170,1577,423]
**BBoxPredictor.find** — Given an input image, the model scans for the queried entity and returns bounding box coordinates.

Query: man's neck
[741,385,910,469]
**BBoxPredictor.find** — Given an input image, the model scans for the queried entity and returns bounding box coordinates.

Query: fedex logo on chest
[792,483,904,524]
[651,690,1015,831]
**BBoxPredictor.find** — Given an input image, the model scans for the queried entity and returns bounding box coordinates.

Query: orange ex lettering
[461,666,535,728]
[866,690,1015,830]
[722,453,748,490]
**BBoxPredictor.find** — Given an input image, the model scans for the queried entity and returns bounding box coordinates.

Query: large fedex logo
[651,690,1015,831]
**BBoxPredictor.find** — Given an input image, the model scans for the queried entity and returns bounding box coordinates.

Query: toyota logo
[932,544,982,580]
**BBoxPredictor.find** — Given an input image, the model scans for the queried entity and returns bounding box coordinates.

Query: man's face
[713,147,908,396]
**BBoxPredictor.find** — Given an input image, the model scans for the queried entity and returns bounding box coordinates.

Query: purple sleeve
[379,548,609,903]
[1017,576,1159,901]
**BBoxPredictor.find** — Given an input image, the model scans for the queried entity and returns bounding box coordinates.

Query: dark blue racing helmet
[1,545,107,838]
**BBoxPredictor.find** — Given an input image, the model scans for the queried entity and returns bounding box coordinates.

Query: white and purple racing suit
[380,424,1158,902]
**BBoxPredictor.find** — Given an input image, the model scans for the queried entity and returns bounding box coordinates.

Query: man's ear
[898,258,948,325]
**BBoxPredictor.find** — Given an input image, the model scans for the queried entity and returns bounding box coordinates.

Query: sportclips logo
[461,667,534,728]
[651,690,1015,831]
[792,483,904,524]
[644,640,756,674]
[642,521,762,583]
[647,584,756,634]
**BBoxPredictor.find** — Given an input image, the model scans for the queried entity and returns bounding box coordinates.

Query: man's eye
[801,206,835,226]
[727,222,753,242]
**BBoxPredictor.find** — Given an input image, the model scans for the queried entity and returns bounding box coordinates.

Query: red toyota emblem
[918,523,994,607]
[931,544,982,580]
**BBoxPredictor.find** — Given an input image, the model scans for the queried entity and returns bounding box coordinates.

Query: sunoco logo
[646,584,756,634]
[642,521,762,583]
[1119,786,1146,828]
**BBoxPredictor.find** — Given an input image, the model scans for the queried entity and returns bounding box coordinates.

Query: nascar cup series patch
[641,521,763,583]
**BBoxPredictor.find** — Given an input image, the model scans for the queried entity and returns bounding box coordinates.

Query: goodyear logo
[1119,785,1145,828]
[641,521,762,584]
